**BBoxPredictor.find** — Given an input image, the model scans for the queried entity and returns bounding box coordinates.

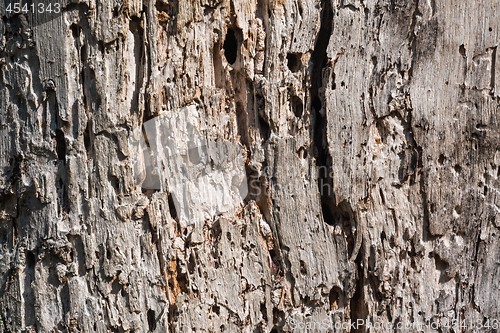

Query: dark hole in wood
[26,250,36,268]
[147,309,157,331]
[259,115,271,141]
[321,202,335,226]
[260,302,268,321]
[438,154,445,165]
[84,122,91,155]
[70,24,79,38]
[459,44,466,57]
[55,129,66,163]
[287,53,300,72]
[329,286,342,311]
[223,28,238,65]
[291,95,303,117]
[312,96,322,112]
[168,193,178,220]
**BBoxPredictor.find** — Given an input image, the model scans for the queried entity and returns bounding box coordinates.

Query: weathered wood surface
[1,0,499,331]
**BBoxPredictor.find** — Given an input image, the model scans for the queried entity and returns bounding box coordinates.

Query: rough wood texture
[1,0,499,332]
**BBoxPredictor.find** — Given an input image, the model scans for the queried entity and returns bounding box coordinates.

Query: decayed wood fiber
[1,0,500,332]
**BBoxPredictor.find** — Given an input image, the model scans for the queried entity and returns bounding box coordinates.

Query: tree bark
[1,0,499,332]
